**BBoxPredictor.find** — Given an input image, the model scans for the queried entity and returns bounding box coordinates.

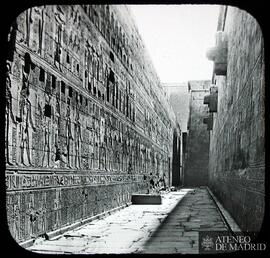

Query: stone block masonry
[5,5,180,243]
[207,6,265,232]
[184,80,211,187]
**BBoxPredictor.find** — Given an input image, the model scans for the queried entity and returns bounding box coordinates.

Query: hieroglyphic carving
[6,62,17,165]
[6,172,143,191]
[6,5,176,243]
[16,55,36,166]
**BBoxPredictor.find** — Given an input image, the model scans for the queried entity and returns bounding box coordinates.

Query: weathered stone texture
[208,6,265,232]
[184,81,211,186]
[164,82,190,132]
[164,83,190,186]
[5,5,179,243]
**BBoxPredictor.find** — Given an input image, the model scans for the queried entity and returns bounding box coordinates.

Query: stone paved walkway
[27,188,232,254]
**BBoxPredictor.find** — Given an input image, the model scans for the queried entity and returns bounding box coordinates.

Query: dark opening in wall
[94,11,99,28]
[85,71,88,78]
[110,51,114,62]
[107,70,115,103]
[116,91,118,109]
[182,132,187,154]
[129,103,132,119]
[112,84,115,106]
[24,52,33,74]
[44,104,52,118]
[77,64,80,72]
[66,53,70,63]
[45,74,51,93]
[108,70,115,83]
[52,75,56,89]
[106,86,110,102]
[80,95,83,104]
[39,67,45,82]
[88,82,92,92]
[61,81,65,94]
[93,86,96,95]
[69,86,73,97]
[98,90,101,98]
[133,109,135,122]
[118,91,121,110]
[126,96,129,117]
[119,48,122,58]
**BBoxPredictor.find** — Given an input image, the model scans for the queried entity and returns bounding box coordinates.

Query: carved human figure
[54,6,66,70]
[118,132,123,172]
[104,126,108,170]
[142,144,146,173]
[65,106,73,168]
[54,24,62,70]
[98,118,105,170]
[41,118,51,167]
[100,117,105,144]
[54,95,61,168]
[93,134,98,170]
[89,129,94,169]
[40,93,54,168]
[25,8,32,47]
[37,7,45,55]
[74,106,82,169]
[7,20,17,62]
[107,130,113,170]
[54,189,61,229]
[27,193,36,237]
[13,203,21,240]
[84,46,89,90]
[17,71,36,166]
[29,7,43,53]
[5,63,17,165]
[98,45,104,82]
[115,135,121,172]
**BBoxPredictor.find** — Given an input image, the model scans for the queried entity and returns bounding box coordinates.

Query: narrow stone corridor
[4,3,266,255]
[28,188,237,254]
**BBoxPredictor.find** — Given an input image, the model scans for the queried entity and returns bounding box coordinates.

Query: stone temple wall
[184,80,211,187]
[207,6,265,232]
[5,5,178,243]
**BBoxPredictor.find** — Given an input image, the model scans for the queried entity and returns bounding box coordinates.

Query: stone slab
[131,194,162,205]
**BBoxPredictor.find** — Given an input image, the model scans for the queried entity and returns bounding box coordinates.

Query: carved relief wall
[5,5,178,243]
[207,6,265,232]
